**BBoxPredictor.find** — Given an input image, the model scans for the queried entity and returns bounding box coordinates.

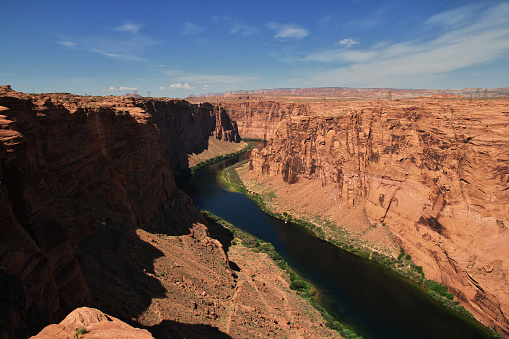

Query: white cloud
[169,83,194,89]
[303,3,509,87]
[266,22,309,39]
[425,4,479,28]
[303,49,375,63]
[214,16,259,36]
[338,38,359,48]
[58,41,77,47]
[183,23,203,36]
[115,22,143,34]
[230,23,258,36]
[110,86,138,91]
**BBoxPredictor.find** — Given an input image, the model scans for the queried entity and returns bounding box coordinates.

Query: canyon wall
[220,101,310,140]
[249,98,509,337]
[0,86,239,336]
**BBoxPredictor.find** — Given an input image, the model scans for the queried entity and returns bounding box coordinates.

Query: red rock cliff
[249,98,509,337]
[0,86,239,336]
[221,101,310,140]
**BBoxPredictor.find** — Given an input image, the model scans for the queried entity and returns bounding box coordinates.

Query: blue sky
[1,0,508,98]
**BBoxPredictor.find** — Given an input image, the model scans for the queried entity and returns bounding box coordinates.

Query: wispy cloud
[338,38,359,48]
[56,21,154,62]
[303,49,375,63]
[266,22,309,39]
[303,3,509,87]
[110,85,138,91]
[346,5,388,29]
[425,4,479,28]
[183,23,204,36]
[173,73,258,85]
[214,16,259,36]
[114,22,143,34]
[231,23,259,36]
[57,41,77,48]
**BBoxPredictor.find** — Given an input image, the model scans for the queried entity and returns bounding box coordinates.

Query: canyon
[2,83,508,338]
[0,85,339,338]
[235,96,509,337]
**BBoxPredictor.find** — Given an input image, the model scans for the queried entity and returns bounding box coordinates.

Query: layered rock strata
[220,101,310,140]
[0,86,240,336]
[249,98,509,337]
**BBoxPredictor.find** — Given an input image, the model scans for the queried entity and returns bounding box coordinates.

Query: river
[182,150,493,339]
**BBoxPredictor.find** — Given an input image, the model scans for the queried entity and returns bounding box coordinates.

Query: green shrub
[397,249,405,260]
[289,280,311,292]
[75,328,88,339]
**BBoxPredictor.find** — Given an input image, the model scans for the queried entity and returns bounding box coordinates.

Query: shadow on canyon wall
[74,204,234,339]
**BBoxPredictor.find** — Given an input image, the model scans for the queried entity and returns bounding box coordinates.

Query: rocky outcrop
[221,101,309,140]
[30,307,154,339]
[0,86,240,336]
[249,98,509,337]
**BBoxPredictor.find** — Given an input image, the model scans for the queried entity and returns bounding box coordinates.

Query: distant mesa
[123,92,143,98]
[187,86,509,101]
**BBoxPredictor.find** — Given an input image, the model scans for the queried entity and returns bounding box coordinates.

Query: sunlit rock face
[221,101,311,140]
[249,98,509,337]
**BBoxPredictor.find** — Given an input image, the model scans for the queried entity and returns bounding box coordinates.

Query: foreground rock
[32,220,340,338]
[30,307,154,339]
[248,97,509,337]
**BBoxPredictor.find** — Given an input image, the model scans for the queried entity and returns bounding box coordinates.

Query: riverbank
[220,161,501,338]
[203,211,361,339]
[188,138,259,175]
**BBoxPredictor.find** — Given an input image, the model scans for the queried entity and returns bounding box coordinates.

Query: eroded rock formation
[249,98,509,337]
[220,101,310,140]
[30,307,154,339]
[0,86,240,336]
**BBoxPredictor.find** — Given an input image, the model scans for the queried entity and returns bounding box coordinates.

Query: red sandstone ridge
[0,85,240,336]
[248,97,509,337]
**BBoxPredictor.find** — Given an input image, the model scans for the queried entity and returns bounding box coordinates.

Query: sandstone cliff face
[249,98,509,337]
[0,86,240,336]
[137,100,239,171]
[221,101,310,140]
